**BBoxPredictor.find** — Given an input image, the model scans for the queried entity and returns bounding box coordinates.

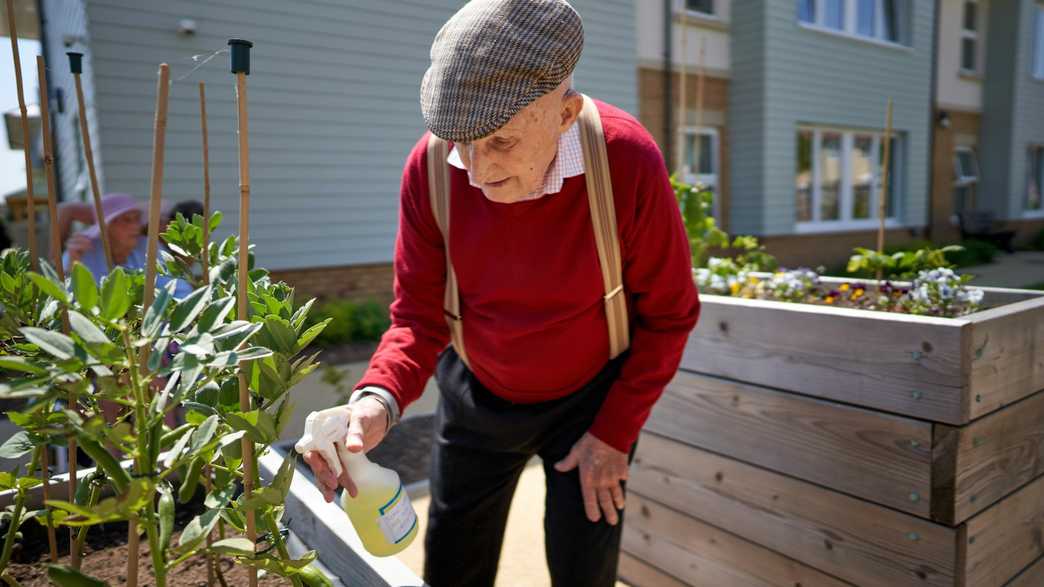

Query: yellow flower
[824,296,835,304]
[839,283,850,292]
[852,288,864,300]
[748,276,760,285]
[730,281,741,295]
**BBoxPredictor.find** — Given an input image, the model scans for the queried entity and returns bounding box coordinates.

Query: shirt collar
[446,122,584,199]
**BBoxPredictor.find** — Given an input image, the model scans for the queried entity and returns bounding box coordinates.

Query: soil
[6,493,289,585]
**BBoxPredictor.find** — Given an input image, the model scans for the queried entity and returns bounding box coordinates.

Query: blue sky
[0,37,40,201]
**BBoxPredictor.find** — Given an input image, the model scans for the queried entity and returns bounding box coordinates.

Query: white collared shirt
[446,122,585,200]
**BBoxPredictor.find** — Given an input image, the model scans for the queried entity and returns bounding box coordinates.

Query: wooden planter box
[620,285,1044,587]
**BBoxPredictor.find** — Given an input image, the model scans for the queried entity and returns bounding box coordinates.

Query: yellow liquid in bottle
[337,448,419,557]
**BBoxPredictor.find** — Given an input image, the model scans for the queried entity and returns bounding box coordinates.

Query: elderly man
[300,1,700,585]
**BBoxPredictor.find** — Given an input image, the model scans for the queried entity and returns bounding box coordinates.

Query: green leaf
[169,285,211,333]
[225,409,277,444]
[0,356,46,375]
[67,311,111,347]
[196,296,235,334]
[163,424,194,468]
[178,456,205,503]
[290,298,316,332]
[0,472,15,491]
[211,537,255,557]
[27,272,67,304]
[271,452,296,501]
[295,318,331,353]
[71,263,99,310]
[158,482,175,552]
[261,316,298,354]
[20,327,76,360]
[191,415,220,453]
[177,507,221,552]
[0,431,35,459]
[236,346,273,362]
[209,210,223,232]
[142,284,174,338]
[99,267,130,322]
[205,483,237,509]
[47,565,107,587]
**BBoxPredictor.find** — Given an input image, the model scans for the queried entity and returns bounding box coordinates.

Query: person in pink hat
[61,193,190,298]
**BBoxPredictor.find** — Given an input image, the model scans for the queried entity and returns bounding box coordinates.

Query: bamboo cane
[229,38,258,587]
[35,54,61,565]
[876,98,894,285]
[197,81,216,585]
[676,7,687,176]
[5,0,38,269]
[67,52,114,271]
[199,82,212,285]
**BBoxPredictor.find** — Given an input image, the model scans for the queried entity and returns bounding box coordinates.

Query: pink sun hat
[82,193,168,239]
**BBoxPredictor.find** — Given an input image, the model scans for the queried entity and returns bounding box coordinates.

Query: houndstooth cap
[420,0,584,142]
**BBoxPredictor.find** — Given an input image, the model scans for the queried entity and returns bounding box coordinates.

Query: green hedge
[304,299,390,346]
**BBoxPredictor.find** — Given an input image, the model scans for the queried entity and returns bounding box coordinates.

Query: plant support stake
[68,51,115,271]
[199,82,212,284]
[36,54,62,565]
[876,97,894,285]
[5,0,38,268]
[229,38,259,587]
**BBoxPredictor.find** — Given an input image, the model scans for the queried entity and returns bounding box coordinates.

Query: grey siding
[69,0,635,271]
[982,0,1044,219]
[41,0,105,204]
[729,1,935,235]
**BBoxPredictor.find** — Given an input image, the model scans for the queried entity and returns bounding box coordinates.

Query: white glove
[294,405,353,479]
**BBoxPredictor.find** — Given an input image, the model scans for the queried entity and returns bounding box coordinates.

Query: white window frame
[1034,4,1044,80]
[952,147,979,222]
[795,125,903,233]
[1027,145,1044,218]
[960,1,980,75]
[799,0,904,46]
[675,0,717,18]
[679,126,720,217]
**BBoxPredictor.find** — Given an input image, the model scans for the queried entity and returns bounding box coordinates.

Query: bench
[958,210,1016,252]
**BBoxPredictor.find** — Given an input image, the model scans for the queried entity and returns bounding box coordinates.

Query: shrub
[945,239,998,268]
[305,299,390,347]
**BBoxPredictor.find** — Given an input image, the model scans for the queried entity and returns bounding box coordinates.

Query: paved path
[963,251,1044,289]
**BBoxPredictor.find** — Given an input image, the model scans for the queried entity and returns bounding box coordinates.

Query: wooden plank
[1006,555,1044,587]
[623,494,852,587]
[647,371,934,516]
[934,389,1044,525]
[963,473,1044,587]
[682,295,967,424]
[966,296,1044,420]
[618,551,689,587]
[631,432,957,586]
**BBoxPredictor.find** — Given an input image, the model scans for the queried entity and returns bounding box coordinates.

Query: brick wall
[270,263,394,303]
[930,109,982,242]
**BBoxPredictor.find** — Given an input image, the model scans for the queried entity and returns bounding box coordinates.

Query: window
[1028,147,1044,213]
[799,0,901,43]
[960,1,979,73]
[681,127,720,214]
[684,0,715,15]
[1034,5,1044,79]
[795,126,902,229]
[953,147,979,218]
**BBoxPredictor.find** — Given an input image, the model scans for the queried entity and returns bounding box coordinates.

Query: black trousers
[423,347,631,587]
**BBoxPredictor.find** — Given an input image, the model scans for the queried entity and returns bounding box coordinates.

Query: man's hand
[65,233,93,264]
[299,397,389,503]
[553,432,629,525]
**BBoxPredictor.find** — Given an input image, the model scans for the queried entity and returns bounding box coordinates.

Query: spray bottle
[295,408,419,556]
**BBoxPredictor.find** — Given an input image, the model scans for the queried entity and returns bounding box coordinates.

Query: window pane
[961,38,977,71]
[684,133,715,176]
[852,136,874,219]
[882,0,899,41]
[697,134,713,174]
[820,133,842,221]
[798,0,816,24]
[880,136,899,217]
[796,131,813,222]
[824,0,845,30]
[687,0,714,14]
[1029,148,1044,211]
[963,2,977,32]
[955,150,978,180]
[857,0,876,37]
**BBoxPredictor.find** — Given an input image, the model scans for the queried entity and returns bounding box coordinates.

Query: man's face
[458,84,582,204]
[109,209,142,251]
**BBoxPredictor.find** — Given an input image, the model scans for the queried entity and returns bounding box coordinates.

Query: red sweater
[357,100,700,452]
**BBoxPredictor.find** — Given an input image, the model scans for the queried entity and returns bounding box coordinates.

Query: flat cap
[420,0,584,142]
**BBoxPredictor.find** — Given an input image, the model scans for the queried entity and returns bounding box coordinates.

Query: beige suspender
[425,93,629,368]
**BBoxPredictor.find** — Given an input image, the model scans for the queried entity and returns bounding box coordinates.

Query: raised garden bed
[620,284,1044,587]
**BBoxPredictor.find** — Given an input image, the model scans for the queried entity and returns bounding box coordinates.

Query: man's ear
[559,92,583,132]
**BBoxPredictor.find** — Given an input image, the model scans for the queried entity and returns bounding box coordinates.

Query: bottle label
[377,484,417,544]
